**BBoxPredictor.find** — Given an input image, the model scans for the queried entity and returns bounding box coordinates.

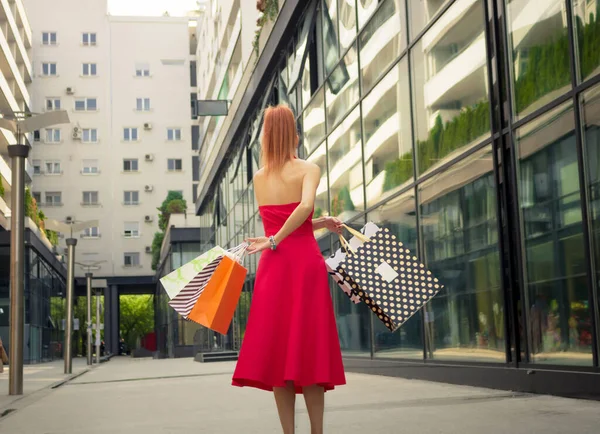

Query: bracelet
[269,235,277,251]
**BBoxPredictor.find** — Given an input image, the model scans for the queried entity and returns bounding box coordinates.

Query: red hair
[261,104,297,173]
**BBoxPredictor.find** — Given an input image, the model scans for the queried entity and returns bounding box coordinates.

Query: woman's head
[261,104,298,172]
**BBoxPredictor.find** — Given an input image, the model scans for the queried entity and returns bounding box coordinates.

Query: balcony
[0,0,32,86]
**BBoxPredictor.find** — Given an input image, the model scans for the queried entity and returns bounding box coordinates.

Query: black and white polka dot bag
[339,225,444,332]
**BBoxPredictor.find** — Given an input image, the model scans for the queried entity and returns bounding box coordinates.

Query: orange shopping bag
[187,255,247,335]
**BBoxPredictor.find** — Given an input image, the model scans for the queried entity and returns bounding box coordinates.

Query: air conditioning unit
[66,87,75,95]
[144,215,153,223]
[144,122,152,130]
[145,153,154,162]
[72,126,82,140]
[144,185,154,193]
[65,216,74,223]
[145,246,152,254]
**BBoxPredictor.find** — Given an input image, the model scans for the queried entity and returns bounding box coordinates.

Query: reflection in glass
[288,2,318,91]
[323,0,340,75]
[359,0,405,94]
[420,146,505,362]
[328,107,364,220]
[338,0,357,50]
[412,0,490,176]
[326,44,360,130]
[357,0,380,29]
[516,103,593,366]
[368,190,423,358]
[303,89,326,155]
[307,142,330,236]
[506,0,571,118]
[363,58,413,208]
[408,0,450,39]
[574,2,600,82]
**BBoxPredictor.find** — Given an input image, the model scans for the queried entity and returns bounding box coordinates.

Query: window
[45,192,62,206]
[75,98,97,111]
[45,128,61,143]
[135,63,150,77]
[167,128,182,141]
[45,161,61,175]
[82,128,98,143]
[42,62,57,76]
[32,192,42,204]
[46,98,61,111]
[82,159,99,174]
[83,227,100,238]
[124,252,140,267]
[167,159,183,172]
[124,222,140,238]
[82,191,99,206]
[123,159,139,172]
[136,98,151,111]
[33,130,41,142]
[124,191,140,205]
[33,160,41,175]
[82,63,97,76]
[123,128,139,141]
[42,32,57,45]
[82,33,97,46]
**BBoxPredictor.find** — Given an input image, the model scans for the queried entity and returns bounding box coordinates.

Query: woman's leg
[273,382,296,434]
[302,385,325,434]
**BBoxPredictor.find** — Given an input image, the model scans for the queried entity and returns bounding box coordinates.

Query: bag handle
[338,234,355,255]
[342,224,370,243]
[229,242,249,264]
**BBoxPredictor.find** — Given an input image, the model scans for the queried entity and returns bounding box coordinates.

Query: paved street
[0,357,598,433]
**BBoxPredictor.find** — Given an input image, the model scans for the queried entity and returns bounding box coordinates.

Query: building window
[45,161,61,175]
[33,160,41,175]
[82,33,97,46]
[42,62,57,76]
[45,192,62,206]
[82,191,99,206]
[45,128,61,143]
[75,98,97,111]
[82,128,98,143]
[124,252,140,267]
[123,128,139,141]
[124,222,140,238]
[123,159,139,172]
[46,98,61,111]
[32,192,42,204]
[82,63,97,76]
[42,32,57,45]
[136,98,151,112]
[33,130,41,142]
[83,227,100,238]
[82,159,99,174]
[135,63,150,77]
[124,191,140,205]
[167,159,183,172]
[167,128,182,141]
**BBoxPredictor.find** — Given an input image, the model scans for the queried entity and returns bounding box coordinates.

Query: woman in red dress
[232,104,346,433]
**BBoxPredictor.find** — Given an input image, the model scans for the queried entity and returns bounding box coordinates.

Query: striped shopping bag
[168,256,222,317]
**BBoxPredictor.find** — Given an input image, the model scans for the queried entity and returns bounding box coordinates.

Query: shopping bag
[340,225,443,332]
[326,222,381,304]
[160,246,226,299]
[187,255,248,335]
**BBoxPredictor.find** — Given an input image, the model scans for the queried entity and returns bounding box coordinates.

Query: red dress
[232,203,346,393]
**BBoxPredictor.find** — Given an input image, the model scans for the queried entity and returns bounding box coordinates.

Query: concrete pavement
[0,356,598,433]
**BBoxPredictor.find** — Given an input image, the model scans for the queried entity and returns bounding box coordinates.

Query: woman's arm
[312,216,343,233]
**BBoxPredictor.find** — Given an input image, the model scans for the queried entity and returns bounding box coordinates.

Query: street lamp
[76,261,105,366]
[0,110,70,396]
[45,218,98,374]
[91,279,107,364]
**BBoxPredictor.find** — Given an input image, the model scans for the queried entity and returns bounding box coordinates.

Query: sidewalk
[0,357,90,411]
[0,357,599,433]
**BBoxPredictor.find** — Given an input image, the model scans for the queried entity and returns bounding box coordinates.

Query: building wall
[24,0,194,277]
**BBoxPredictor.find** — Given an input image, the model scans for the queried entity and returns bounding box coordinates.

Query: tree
[120,295,154,350]
[151,232,165,271]
[158,191,187,231]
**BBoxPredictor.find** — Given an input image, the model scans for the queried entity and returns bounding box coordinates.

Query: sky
[107,0,202,17]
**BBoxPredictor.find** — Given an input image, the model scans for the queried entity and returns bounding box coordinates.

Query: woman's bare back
[253,158,319,207]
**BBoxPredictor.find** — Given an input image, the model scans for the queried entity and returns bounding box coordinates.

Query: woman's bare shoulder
[293,158,320,173]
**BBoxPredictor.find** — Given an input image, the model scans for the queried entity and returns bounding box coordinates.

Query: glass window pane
[323,0,340,75]
[574,2,600,82]
[363,58,413,207]
[306,142,329,232]
[302,88,326,155]
[339,0,357,50]
[326,44,360,130]
[328,107,364,219]
[420,146,505,362]
[412,0,490,176]
[368,189,423,359]
[516,102,593,366]
[506,0,571,118]
[359,0,406,94]
[357,0,380,29]
[408,0,450,39]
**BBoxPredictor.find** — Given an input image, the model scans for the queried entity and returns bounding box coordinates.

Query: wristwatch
[269,235,277,251]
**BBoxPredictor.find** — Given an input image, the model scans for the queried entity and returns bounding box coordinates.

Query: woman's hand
[246,236,271,255]
[323,216,343,234]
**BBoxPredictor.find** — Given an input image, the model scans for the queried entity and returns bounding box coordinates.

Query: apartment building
[24,0,195,279]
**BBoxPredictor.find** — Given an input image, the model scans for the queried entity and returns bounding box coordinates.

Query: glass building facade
[194,0,600,392]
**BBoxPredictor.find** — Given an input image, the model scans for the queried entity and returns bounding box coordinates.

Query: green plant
[157,191,187,232]
[577,12,600,79]
[313,207,323,219]
[151,231,165,271]
[46,230,59,246]
[252,0,279,58]
[331,186,355,216]
[0,176,4,198]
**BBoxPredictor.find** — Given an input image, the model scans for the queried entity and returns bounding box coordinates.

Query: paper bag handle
[342,224,370,243]
[338,234,355,255]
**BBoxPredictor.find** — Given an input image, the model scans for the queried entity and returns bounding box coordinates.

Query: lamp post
[91,279,107,365]
[0,111,70,396]
[76,262,105,366]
